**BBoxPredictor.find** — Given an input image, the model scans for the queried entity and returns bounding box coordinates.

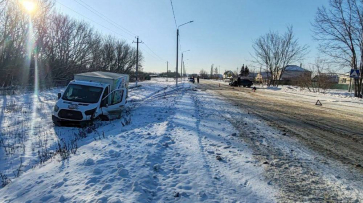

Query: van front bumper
[52,115,91,127]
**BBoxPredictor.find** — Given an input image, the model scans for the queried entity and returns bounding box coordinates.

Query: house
[338,72,352,84]
[312,73,339,83]
[255,72,271,83]
[223,70,235,79]
[255,65,311,84]
[246,72,258,81]
[280,65,312,81]
[214,74,223,79]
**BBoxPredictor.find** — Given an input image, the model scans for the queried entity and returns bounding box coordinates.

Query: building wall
[280,71,311,80]
[338,75,352,84]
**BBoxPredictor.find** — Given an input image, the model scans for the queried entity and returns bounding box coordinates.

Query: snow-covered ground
[0,80,171,185]
[0,79,277,202]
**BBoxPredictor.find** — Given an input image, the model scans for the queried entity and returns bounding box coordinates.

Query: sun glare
[21,0,36,13]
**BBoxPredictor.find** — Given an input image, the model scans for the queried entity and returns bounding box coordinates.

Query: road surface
[197,79,363,202]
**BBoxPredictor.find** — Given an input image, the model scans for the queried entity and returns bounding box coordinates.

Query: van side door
[101,88,127,119]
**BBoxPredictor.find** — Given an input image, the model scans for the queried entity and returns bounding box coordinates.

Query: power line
[140,46,165,63]
[58,0,167,67]
[143,42,164,61]
[75,1,166,63]
[169,0,177,28]
[74,0,137,38]
[57,1,130,41]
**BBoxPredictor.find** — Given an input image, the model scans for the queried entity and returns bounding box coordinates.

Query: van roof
[70,80,107,88]
[75,71,129,79]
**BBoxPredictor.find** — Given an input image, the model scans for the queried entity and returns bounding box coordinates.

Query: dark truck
[229,78,253,87]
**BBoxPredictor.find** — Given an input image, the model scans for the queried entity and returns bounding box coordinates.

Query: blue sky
[55,0,329,74]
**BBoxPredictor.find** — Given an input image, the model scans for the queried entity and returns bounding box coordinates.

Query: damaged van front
[52,72,129,126]
[52,81,107,125]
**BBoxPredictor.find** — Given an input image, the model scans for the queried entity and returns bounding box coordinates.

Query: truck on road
[52,71,129,125]
[229,78,253,87]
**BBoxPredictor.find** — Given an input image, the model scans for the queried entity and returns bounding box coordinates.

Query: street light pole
[175,21,193,86]
[176,29,179,86]
[181,50,190,82]
[183,61,185,78]
[181,52,183,81]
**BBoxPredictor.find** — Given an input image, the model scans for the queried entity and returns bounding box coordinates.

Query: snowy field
[0,79,277,202]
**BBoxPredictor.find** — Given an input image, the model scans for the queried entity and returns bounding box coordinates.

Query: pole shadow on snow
[0,95,7,129]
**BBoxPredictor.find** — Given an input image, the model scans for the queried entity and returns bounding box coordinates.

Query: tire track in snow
[158,89,222,202]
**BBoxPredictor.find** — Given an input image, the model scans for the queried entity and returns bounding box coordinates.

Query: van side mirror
[58,93,61,99]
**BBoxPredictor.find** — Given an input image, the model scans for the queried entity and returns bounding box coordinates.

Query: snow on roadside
[0,79,173,184]
[0,81,277,202]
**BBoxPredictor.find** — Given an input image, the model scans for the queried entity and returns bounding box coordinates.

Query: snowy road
[198,79,363,202]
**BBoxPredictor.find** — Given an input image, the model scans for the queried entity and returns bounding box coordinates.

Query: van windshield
[62,84,103,103]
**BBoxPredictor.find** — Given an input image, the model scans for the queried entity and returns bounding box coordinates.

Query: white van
[52,71,129,125]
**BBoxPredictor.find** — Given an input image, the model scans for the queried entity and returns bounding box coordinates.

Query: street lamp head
[178,20,194,28]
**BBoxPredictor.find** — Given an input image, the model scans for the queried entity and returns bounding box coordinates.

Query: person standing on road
[197,76,200,83]
[237,77,241,87]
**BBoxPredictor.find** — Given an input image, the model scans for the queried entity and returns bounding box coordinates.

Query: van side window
[111,89,123,104]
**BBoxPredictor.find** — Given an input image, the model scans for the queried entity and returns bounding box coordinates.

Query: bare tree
[296,58,335,92]
[199,69,208,78]
[0,0,142,87]
[313,0,363,97]
[252,26,308,86]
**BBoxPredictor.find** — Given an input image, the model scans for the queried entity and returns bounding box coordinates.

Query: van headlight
[54,105,59,112]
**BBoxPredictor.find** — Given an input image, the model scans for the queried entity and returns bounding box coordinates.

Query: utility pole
[133,37,143,87]
[219,66,221,80]
[167,61,169,82]
[181,53,183,82]
[183,62,186,78]
[176,29,179,86]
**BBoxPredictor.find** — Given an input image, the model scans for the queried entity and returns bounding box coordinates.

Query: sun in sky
[21,0,36,13]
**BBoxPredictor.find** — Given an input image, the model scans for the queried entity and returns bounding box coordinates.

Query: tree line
[0,0,143,88]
